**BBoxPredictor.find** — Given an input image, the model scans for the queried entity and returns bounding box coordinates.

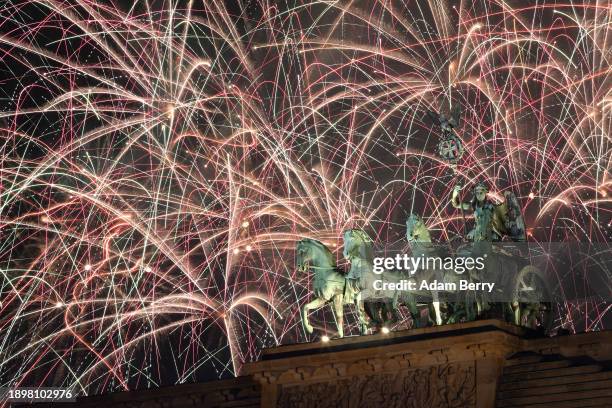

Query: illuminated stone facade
[43,320,612,408]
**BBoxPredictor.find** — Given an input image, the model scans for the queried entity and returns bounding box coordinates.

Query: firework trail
[0,0,609,395]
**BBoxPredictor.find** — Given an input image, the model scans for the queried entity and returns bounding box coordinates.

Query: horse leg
[447,303,463,324]
[364,301,379,328]
[432,291,443,326]
[354,293,368,335]
[302,297,326,334]
[471,302,478,321]
[382,300,395,326]
[475,291,490,319]
[406,293,421,328]
[390,292,401,323]
[511,301,521,325]
[332,295,344,338]
[464,291,476,322]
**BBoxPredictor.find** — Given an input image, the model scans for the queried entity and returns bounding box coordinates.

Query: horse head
[296,238,335,274]
[406,214,431,243]
[342,229,373,262]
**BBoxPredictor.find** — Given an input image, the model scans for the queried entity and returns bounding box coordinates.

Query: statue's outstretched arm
[451,185,471,210]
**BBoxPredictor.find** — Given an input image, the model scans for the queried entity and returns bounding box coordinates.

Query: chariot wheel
[511,265,553,332]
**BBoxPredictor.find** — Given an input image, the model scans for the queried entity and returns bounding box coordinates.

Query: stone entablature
[245,320,525,408]
[35,320,612,408]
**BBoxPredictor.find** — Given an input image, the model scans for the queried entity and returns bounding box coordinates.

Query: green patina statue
[297,238,366,338]
[451,182,526,242]
[299,186,548,340]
